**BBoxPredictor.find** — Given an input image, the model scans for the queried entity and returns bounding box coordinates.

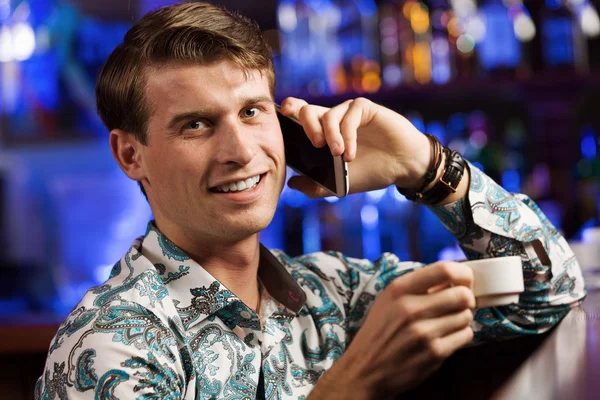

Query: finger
[298,104,330,148]
[409,324,474,363]
[436,325,475,355]
[280,98,329,147]
[320,100,353,157]
[411,308,474,341]
[287,176,331,198]
[339,100,363,162]
[390,261,474,295]
[427,282,451,294]
[411,286,476,320]
[279,97,308,117]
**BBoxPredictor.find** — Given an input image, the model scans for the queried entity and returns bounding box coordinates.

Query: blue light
[581,126,597,159]
[437,244,466,261]
[447,113,466,135]
[0,0,10,21]
[432,63,451,85]
[537,200,563,231]
[431,34,451,85]
[360,204,379,228]
[281,169,307,208]
[366,188,387,203]
[502,169,521,192]
[393,188,408,202]
[426,121,446,145]
[360,204,380,260]
[77,18,130,65]
[408,113,425,133]
[282,189,306,208]
[471,161,485,172]
[94,264,114,284]
[12,22,36,61]
[302,206,321,253]
[542,17,575,66]
[478,3,521,69]
[545,0,562,10]
[259,206,285,250]
[276,0,341,95]
[581,134,597,159]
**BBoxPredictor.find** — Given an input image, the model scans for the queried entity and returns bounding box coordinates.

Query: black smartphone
[276,104,349,198]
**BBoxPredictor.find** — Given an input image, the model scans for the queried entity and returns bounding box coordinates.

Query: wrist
[308,351,378,400]
[423,149,446,192]
[394,133,436,189]
[397,140,469,205]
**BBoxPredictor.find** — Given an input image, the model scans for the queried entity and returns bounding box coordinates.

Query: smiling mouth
[210,174,264,193]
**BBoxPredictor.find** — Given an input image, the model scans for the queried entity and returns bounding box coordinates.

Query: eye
[185,120,206,130]
[242,107,261,118]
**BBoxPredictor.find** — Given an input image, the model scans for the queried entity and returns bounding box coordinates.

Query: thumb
[287,176,331,198]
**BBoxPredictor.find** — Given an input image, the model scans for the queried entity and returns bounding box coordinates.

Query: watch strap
[419,148,465,205]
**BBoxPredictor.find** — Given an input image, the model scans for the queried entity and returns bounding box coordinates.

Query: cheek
[273,135,285,156]
[262,125,285,158]
[146,145,208,186]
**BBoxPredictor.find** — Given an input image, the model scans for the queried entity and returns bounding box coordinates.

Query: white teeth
[215,175,261,193]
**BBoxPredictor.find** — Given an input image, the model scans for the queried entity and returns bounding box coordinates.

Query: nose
[214,119,257,166]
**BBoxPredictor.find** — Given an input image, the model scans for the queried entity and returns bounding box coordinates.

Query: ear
[109,129,147,182]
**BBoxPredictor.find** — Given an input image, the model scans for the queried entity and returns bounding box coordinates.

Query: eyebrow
[166,96,274,130]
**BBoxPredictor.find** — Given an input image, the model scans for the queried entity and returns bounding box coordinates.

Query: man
[35,3,585,399]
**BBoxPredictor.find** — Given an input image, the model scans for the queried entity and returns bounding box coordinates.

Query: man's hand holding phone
[278,97,467,204]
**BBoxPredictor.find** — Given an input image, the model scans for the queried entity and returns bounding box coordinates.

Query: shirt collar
[134,222,306,331]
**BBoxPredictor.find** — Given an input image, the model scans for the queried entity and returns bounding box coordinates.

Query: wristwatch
[398,148,465,205]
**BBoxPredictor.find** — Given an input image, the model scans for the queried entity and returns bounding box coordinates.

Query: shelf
[276,69,600,106]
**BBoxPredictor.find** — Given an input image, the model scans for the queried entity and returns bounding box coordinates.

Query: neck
[154,220,262,312]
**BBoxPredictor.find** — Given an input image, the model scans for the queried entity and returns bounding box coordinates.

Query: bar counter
[1,288,598,399]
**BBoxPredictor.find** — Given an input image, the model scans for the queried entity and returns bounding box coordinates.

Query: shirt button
[240,310,252,319]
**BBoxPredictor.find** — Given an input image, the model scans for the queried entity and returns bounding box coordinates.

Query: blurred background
[1,0,600,321]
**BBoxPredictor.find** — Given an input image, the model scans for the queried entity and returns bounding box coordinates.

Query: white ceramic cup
[462,256,525,308]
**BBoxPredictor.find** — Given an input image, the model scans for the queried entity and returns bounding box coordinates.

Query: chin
[213,206,277,241]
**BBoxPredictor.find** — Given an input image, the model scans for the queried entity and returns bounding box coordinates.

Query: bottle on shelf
[475,0,524,77]
[332,0,381,94]
[378,0,416,87]
[276,0,342,96]
[429,0,455,85]
[539,0,588,73]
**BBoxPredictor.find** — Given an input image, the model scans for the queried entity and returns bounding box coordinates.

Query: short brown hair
[96,2,275,199]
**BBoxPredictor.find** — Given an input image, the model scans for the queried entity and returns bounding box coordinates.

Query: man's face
[138,61,285,245]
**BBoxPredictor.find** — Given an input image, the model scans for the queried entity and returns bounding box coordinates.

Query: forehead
[145,61,272,115]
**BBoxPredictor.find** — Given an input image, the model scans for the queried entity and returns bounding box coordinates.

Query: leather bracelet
[419,148,465,205]
[397,134,443,201]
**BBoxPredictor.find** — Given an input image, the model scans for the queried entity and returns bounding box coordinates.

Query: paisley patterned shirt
[35,165,586,399]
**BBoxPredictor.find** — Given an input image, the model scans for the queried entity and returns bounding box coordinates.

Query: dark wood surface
[0,313,63,354]
[0,314,62,399]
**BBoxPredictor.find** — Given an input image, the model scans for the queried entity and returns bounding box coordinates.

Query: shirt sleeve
[34,300,186,399]
[428,162,586,342]
[332,162,585,345]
